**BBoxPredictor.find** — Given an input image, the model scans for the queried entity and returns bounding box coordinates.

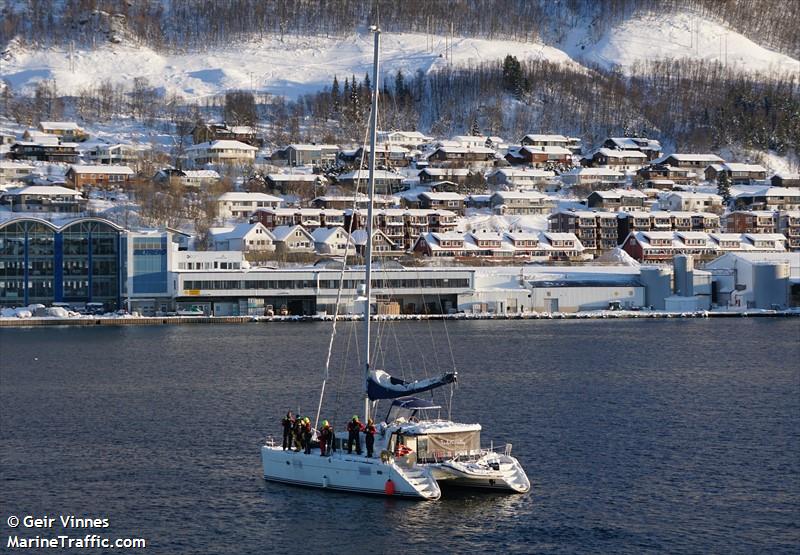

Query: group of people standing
[281,412,378,458]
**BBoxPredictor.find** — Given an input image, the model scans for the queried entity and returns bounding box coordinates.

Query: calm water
[1,319,799,554]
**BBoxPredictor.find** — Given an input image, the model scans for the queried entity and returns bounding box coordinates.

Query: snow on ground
[562,11,799,75]
[459,210,549,234]
[3,32,580,99]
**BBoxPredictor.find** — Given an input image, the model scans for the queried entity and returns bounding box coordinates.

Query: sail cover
[367,369,457,400]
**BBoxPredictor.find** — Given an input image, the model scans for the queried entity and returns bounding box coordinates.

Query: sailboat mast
[363,27,381,423]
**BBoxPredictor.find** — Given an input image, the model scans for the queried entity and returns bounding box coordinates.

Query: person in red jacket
[363,418,377,458]
[318,420,332,456]
[346,415,364,455]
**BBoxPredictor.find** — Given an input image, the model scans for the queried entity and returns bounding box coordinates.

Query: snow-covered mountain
[2,11,797,100]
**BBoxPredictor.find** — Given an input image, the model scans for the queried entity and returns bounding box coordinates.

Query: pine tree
[717,170,732,204]
[470,117,481,136]
[331,75,340,116]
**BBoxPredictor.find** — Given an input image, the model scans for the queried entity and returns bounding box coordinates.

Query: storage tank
[640,267,672,310]
[752,262,790,309]
[673,255,694,297]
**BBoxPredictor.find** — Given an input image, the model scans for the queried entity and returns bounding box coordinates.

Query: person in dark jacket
[302,417,313,454]
[318,420,331,456]
[346,415,364,455]
[281,411,295,450]
[364,418,377,458]
[292,417,304,452]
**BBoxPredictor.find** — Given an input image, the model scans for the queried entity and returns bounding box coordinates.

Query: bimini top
[390,397,442,410]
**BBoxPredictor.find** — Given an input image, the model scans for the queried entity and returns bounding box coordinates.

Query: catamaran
[261,27,529,498]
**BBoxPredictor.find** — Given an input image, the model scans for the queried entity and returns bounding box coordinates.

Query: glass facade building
[0,217,123,309]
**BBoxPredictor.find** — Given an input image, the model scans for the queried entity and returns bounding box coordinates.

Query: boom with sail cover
[367,369,457,400]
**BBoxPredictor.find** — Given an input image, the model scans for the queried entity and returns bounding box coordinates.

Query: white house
[217,192,283,220]
[486,168,556,190]
[209,222,275,252]
[188,140,258,167]
[560,167,626,187]
[661,191,724,213]
[271,225,316,254]
[311,227,353,256]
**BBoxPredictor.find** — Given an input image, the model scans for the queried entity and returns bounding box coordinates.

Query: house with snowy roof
[661,191,724,213]
[584,148,649,172]
[560,167,626,187]
[188,140,258,167]
[505,145,572,167]
[265,173,327,195]
[490,190,554,215]
[418,192,465,214]
[65,165,135,190]
[0,161,35,183]
[733,187,800,211]
[601,137,662,160]
[216,192,282,220]
[271,225,315,254]
[209,222,275,252]
[586,189,647,211]
[311,227,353,256]
[192,123,261,147]
[704,163,767,185]
[656,153,725,170]
[0,185,87,213]
[486,168,556,190]
[37,121,88,142]
[86,143,150,167]
[271,144,339,167]
[377,130,433,149]
[350,229,399,256]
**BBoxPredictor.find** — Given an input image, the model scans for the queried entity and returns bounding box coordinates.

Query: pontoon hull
[261,446,441,500]
[431,457,531,493]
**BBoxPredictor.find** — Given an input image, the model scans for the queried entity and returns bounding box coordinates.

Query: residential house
[427,146,495,167]
[636,164,694,187]
[777,211,800,250]
[724,211,777,234]
[602,137,662,160]
[661,191,724,213]
[352,144,410,167]
[617,210,720,243]
[311,227,353,256]
[412,230,585,260]
[586,189,647,211]
[486,168,555,190]
[549,210,620,252]
[217,192,282,220]
[505,145,571,167]
[209,222,275,252]
[0,161,35,184]
[377,130,433,149]
[86,143,149,167]
[251,208,344,230]
[265,173,327,196]
[188,140,258,167]
[270,225,316,255]
[350,229,399,256]
[704,163,767,185]
[490,191,554,215]
[418,192,465,214]
[418,168,471,186]
[271,144,339,167]
[584,148,648,171]
[345,208,457,250]
[192,123,260,146]
[311,194,395,210]
[336,170,404,194]
[37,121,88,142]
[560,167,625,188]
[656,153,725,171]
[153,168,221,189]
[65,165,135,190]
[0,185,87,213]
[0,132,15,145]
[520,134,582,154]
[10,141,79,163]
[734,187,800,211]
[771,174,800,188]
[622,231,785,262]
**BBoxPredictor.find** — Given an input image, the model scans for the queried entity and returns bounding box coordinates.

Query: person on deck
[364,418,377,458]
[329,422,337,453]
[319,420,332,456]
[281,411,294,450]
[346,415,364,455]
[292,417,304,452]
[303,417,313,454]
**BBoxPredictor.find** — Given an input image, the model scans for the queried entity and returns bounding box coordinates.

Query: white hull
[261,445,441,500]
[430,455,531,493]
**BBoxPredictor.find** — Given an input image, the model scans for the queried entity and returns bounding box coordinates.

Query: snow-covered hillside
[2,33,579,99]
[564,11,800,74]
[2,11,797,100]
